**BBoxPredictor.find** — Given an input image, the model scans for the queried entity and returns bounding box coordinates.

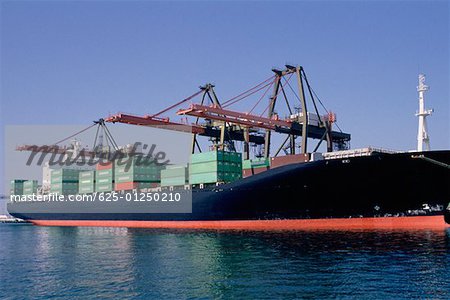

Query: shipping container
[96,177,113,184]
[190,150,242,164]
[189,172,226,184]
[161,165,188,178]
[96,183,114,192]
[115,173,160,183]
[113,158,162,182]
[96,169,114,177]
[161,177,188,187]
[242,166,269,178]
[10,180,26,195]
[190,151,225,164]
[79,170,95,179]
[115,166,162,175]
[96,161,113,170]
[160,165,188,187]
[242,158,270,169]
[189,151,242,184]
[51,169,81,183]
[23,180,38,195]
[114,182,154,191]
[78,185,95,194]
[95,167,114,192]
[50,182,79,195]
[78,181,95,194]
[270,153,309,168]
[190,161,225,173]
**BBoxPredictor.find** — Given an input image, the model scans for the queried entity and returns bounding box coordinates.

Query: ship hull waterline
[30,216,448,231]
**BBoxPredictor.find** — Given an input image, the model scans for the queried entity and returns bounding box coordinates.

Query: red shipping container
[270,154,309,169]
[114,182,159,191]
[96,161,113,170]
[243,169,253,178]
[253,167,269,175]
[114,182,139,191]
[242,166,269,178]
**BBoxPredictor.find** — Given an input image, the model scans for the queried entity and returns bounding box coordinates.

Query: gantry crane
[17,65,351,162]
[105,65,350,160]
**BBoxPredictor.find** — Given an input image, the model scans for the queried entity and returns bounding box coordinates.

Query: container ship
[7,66,450,230]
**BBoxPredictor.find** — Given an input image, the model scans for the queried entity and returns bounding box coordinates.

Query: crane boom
[104,113,206,134]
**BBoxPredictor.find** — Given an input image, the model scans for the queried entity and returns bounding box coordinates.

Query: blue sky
[1,0,449,184]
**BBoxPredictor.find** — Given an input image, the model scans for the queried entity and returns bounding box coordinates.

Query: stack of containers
[189,150,242,184]
[23,180,38,195]
[10,180,26,195]
[50,169,80,195]
[160,165,188,187]
[242,158,270,177]
[114,157,162,191]
[79,170,96,194]
[96,161,114,192]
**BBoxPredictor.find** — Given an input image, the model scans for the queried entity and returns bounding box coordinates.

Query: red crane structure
[105,65,350,160]
[16,65,351,161]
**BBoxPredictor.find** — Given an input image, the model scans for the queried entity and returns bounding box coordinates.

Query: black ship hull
[7,150,450,229]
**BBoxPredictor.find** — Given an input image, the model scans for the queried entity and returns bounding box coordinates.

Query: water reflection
[1,226,449,299]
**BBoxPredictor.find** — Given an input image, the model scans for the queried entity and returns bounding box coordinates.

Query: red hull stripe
[31,216,448,230]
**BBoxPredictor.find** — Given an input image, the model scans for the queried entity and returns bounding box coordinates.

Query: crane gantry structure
[17,65,351,161]
[105,65,350,160]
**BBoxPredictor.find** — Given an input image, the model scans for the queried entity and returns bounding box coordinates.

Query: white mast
[415,74,433,152]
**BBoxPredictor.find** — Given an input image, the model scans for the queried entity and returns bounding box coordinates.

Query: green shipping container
[161,177,188,187]
[115,173,160,183]
[115,165,162,174]
[10,180,26,195]
[50,182,79,195]
[79,178,95,185]
[23,180,38,188]
[189,161,226,173]
[96,169,114,177]
[160,165,188,187]
[79,175,95,193]
[79,185,95,194]
[190,151,225,164]
[96,183,114,192]
[96,177,113,184]
[161,165,188,178]
[242,158,270,169]
[189,173,221,184]
[23,180,38,195]
[230,152,242,163]
[79,170,95,180]
[51,169,83,183]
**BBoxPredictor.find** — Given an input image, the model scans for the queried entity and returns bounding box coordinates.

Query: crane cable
[248,80,274,114]
[52,123,97,145]
[221,75,275,107]
[260,73,294,116]
[222,79,275,108]
[150,90,204,118]
[281,72,344,133]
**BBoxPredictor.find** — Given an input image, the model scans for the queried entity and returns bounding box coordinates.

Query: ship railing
[322,146,400,160]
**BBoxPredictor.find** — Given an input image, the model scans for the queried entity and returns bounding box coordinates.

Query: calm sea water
[0,224,449,299]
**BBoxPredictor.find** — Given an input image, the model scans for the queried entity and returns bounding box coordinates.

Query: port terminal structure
[105,65,351,161]
[16,65,351,164]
